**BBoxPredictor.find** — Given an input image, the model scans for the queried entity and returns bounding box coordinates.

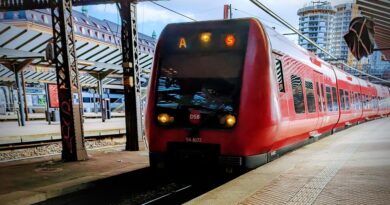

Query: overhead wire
[148,1,197,22]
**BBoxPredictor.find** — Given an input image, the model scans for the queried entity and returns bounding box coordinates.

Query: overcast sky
[75,0,354,42]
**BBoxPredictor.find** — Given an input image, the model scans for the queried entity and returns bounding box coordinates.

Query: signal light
[225,34,236,47]
[200,32,212,44]
[157,113,174,125]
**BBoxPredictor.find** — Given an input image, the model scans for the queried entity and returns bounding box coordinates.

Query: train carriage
[145,18,390,170]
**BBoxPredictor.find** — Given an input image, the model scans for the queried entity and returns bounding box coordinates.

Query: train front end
[145,19,274,170]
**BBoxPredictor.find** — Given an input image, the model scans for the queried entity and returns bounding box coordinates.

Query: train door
[315,74,325,131]
[273,53,290,141]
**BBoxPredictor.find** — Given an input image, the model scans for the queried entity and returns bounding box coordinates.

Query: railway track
[0,133,126,151]
[36,167,239,205]
[0,133,128,162]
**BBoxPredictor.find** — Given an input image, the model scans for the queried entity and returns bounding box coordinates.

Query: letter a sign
[179,37,187,49]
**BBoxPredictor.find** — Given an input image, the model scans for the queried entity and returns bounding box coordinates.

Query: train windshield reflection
[156,52,244,114]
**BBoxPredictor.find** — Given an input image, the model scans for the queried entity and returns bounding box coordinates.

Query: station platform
[0,118,126,145]
[187,117,390,205]
[0,149,149,205]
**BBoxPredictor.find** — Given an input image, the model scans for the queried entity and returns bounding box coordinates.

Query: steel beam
[119,1,139,151]
[50,0,88,161]
[1,0,122,11]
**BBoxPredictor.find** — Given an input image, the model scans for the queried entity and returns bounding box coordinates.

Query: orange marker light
[178,37,187,48]
[200,32,212,44]
[225,34,236,47]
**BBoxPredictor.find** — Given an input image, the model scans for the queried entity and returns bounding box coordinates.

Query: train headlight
[157,113,174,125]
[223,114,236,128]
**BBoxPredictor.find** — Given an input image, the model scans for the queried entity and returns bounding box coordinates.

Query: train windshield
[155,20,249,128]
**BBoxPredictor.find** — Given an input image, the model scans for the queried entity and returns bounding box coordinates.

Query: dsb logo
[189,110,201,125]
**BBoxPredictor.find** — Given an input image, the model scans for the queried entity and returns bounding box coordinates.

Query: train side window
[326,86,332,111]
[291,75,305,114]
[354,93,358,110]
[357,93,361,110]
[362,95,366,109]
[350,91,354,110]
[332,87,338,111]
[275,58,285,92]
[321,84,326,111]
[305,80,316,113]
[340,89,345,110]
[345,90,350,110]
[316,82,323,112]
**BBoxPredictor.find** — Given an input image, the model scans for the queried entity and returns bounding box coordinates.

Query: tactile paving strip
[239,133,362,205]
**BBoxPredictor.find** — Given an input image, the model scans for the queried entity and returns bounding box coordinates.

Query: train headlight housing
[157,113,174,125]
[222,114,236,128]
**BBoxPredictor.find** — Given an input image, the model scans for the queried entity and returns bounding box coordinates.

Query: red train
[145,18,390,170]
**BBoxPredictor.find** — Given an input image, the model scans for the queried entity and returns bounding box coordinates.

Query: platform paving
[0,118,126,145]
[186,117,390,205]
[0,149,149,205]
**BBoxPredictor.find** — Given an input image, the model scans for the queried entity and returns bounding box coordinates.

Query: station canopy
[357,0,390,60]
[0,22,153,87]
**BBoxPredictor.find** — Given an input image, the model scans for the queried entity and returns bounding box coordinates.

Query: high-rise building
[368,51,390,79]
[333,3,359,66]
[297,1,335,59]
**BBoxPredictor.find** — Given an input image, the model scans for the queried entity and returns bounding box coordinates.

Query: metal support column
[89,69,114,122]
[45,83,52,125]
[119,1,139,151]
[50,0,88,161]
[21,71,29,121]
[98,78,106,122]
[14,66,25,126]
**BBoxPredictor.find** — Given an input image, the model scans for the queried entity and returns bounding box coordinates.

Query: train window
[354,93,358,110]
[326,86,332,111]
[305,80,316,113]
[345,90,350,110]
[362,95,366,109]
[275,58,285,92]
[350,91,354,110]
[316,82,323,112]
[366,95,369,109]
[357,93,361,110]
[321,84,326,111]
[340,89,345,110]
[291,75,305,114]
[332,87,338,111]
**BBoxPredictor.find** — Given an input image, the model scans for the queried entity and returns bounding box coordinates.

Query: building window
[291,75,305,114]
[305,80,316,113]
[326,86,332,111]
[92,22,100,29]
[41,15,48,23]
